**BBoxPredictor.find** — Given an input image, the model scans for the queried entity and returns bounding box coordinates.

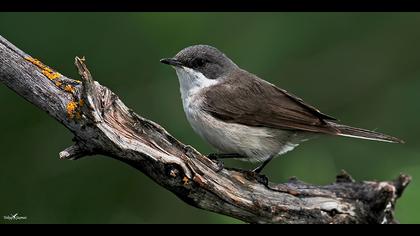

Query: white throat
[174,67,219,101]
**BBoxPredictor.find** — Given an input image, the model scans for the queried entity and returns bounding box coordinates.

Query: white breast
[174,66,302,162]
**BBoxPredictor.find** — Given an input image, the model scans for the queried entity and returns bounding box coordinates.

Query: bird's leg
[207,153,244,159]
[206,153,244,172]
[252,156,273,174]
[248,157,274,186]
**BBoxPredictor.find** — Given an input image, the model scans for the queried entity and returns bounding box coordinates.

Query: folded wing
[201,69,339,134]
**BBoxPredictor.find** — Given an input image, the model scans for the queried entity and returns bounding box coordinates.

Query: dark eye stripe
[192,58,206,68]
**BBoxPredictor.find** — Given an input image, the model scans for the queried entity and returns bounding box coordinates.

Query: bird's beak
[160,58,183,67]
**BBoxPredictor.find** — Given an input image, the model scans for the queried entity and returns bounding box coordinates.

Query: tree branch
[0,35,411,224]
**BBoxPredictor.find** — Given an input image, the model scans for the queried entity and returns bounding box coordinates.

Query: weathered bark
[0,35,410,224]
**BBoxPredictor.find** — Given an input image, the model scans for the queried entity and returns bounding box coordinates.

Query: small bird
[160,45,403,173]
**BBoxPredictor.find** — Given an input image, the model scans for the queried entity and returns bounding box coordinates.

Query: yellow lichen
[66,99,85,120]
[182,176,189,185]
[25,57,85,120]
[64,84,75,93]
[25,56,61,80]
[25,57,44,68]
[42,70,61,80]
[66,101,78,119]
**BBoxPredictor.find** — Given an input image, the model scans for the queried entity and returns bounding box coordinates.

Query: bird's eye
[192,58,206,68]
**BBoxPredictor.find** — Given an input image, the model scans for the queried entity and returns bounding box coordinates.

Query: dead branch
[0,35,410,224]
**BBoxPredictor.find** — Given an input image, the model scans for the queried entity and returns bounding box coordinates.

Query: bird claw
[207,153,224,172]
[214,160,224,172]
[245,171,269,187]
[184,145,196,156]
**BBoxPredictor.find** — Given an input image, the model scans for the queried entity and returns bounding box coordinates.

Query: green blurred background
[0,13,418,224]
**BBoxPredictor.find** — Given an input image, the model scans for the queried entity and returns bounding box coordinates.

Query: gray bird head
[160,45,238,80]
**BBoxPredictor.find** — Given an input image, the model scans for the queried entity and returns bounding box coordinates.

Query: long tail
[327,121,404,144]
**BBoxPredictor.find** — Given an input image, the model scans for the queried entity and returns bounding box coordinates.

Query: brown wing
[201,69,339,134]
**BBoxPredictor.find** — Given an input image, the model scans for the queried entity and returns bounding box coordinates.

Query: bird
[160,45,404,173]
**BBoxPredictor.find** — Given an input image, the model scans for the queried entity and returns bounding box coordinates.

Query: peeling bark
[0,35,411,224]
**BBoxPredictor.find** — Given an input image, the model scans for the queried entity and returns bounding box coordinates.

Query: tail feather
[327,121,404,144]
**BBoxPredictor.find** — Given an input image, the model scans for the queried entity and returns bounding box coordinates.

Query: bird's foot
[246,171,269,187]
[207,153,245,172]
[207,153,224,172]
[224,167,270,186]
[184,145,196,156]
